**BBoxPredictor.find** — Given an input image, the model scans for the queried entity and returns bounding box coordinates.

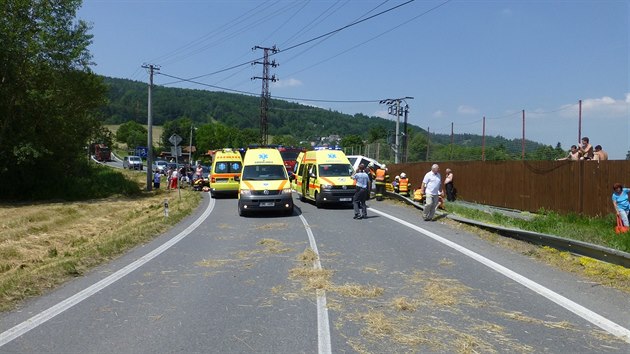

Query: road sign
[169,134,182,146]
[170,146,182,157]
[135,146,148,158]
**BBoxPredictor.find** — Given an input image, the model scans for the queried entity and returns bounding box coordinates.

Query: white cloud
[433,110,444,118]
[558,93,630,118]
[271,78,302,88]
[457,105,479,115]
[373,110,389,119]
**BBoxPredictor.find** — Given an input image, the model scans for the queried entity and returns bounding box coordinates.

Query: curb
[385,192,630,268]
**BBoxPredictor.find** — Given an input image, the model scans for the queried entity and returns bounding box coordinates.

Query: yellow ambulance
[297,149,355,207]
[210,149,243,198]
[290,151,306,192]
[238,148,293,216]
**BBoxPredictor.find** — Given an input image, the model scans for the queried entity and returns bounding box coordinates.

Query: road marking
[298,213,332,354]
[0,197,216,348]
[370,207,630,344]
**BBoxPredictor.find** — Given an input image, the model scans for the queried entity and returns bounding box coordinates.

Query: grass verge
[446,203,630,253]
[0,169,202,312]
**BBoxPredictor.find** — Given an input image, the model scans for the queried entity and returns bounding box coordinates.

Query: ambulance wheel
[210,191,215,198]
[315,192,322,208]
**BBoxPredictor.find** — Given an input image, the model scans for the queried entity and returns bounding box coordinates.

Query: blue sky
[78,0,629,159]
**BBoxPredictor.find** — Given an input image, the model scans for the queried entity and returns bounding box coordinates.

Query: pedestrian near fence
[422,164,442,221]
[444,168,456,202]
[612,183,630,227]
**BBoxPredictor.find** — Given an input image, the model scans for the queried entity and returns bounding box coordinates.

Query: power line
[161,0,418,85]
[157,71,380,103]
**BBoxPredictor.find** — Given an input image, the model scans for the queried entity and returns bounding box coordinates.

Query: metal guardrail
[385,192,630,268]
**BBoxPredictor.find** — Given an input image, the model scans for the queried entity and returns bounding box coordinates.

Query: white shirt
[422,171,441,195]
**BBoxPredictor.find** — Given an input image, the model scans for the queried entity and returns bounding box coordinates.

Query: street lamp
[379,97,413,163]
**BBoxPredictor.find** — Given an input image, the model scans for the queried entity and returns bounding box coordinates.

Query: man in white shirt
[422,164,442,221]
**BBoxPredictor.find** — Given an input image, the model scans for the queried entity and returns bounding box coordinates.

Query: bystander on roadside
[422,164,442,221]
[612,183,630,227]
[593,145,608,161]
[444,168,456,202]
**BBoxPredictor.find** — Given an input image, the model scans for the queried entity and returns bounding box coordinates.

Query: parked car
[152,160,168,174]
[123,155,143,170]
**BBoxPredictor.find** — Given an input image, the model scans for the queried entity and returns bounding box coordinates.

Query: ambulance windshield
[242,165,288,180]
[318,164,353,177]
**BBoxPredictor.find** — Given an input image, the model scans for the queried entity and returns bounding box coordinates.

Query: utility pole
[403,104,409,162]
[252,45,279,145]
[379,97,413,164]
[142,63,160,191]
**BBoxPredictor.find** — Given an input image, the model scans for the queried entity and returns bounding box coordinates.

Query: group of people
[558,137,608,161]
[351,163,456,222]
[156,164,205,190]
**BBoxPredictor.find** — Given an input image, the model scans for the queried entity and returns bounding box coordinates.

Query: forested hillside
[99,77,558,160]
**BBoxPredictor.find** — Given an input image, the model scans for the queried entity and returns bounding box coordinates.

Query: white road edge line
[298,214,332,354]
[370,207,630,344]
[0,197,216,348]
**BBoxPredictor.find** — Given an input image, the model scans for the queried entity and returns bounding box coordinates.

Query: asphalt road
[1,194,629,353]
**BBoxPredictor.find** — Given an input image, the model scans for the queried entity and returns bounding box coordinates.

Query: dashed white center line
[298,213,332,354]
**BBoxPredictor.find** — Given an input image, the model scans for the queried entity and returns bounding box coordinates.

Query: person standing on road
[422,164,442,221]
[352,164,370,219]
[374,165,386,201]
[444,168,456,202]
[170,168,178,190]
[612,183,630,227]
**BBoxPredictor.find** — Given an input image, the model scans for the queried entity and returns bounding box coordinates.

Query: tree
[0,0,107,199]
[161,117,193,149]
[341,135,364,150]
[272,135,299,147]
[116,121,147,148]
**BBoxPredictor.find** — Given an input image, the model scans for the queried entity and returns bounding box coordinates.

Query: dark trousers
[446,182,455,202]
[353,187,367,216]
[375,182,385,200]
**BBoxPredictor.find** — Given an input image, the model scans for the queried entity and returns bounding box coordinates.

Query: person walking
[422,164,442,221]
[444,168,456,202]
[352,164,370,219]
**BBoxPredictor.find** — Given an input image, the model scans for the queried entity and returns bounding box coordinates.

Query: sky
[78,0,629,159]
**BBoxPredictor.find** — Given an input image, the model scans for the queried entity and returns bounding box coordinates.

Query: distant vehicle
[152,160,168,174]
[346,155,384,172]
[277,146,307,173]
[123,156,143,170]
[91,143,111,162]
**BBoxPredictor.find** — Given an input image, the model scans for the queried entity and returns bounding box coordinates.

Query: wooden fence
[388,160,630,217]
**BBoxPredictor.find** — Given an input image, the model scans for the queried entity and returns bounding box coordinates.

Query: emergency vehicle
[290,151,306,191]
[277,146,306,173]
[210,149,243,198]
[238,148,293,216]
[295,149,355,207]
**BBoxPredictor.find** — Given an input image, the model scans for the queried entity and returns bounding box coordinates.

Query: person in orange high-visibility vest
[374,165,386,201]
[399,172,410,196]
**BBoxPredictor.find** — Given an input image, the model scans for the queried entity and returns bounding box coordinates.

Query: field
[0,169,201,311]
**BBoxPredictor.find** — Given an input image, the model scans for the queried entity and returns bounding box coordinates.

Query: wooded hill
[98,77,554,159]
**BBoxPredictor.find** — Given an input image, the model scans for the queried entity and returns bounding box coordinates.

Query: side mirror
[310,172,316,179]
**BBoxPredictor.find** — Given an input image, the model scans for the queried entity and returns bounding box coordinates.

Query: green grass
[447,204,630,253]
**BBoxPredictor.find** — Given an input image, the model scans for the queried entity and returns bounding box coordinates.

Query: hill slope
[98,76,551,157]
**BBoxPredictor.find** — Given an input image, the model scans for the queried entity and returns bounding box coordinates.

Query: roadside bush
[2,162,140,201]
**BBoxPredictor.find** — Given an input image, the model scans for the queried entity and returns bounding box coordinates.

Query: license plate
[260,202,275,207]
[340,198,352,202]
